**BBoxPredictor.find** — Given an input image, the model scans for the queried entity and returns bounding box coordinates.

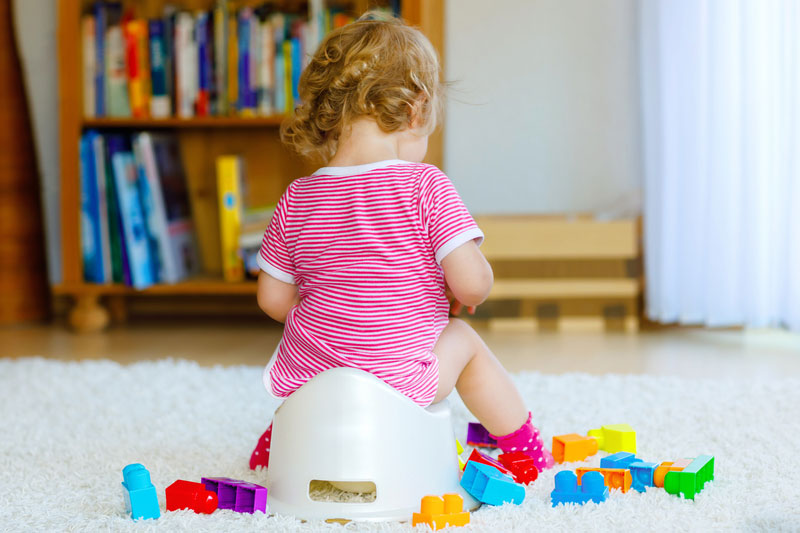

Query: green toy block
[587,424,636,454]
[664,455,714,500]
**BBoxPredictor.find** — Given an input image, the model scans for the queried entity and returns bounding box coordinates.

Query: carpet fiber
[2,357,799,532]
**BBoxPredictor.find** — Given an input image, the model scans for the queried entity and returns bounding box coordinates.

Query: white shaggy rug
[2,357,799,532]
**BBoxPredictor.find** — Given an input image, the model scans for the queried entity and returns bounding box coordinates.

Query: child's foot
[491,412,555,472]
[249,422,273,470]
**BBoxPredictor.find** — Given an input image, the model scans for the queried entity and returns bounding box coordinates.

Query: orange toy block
[412,494,470,530]
[552,434,599,463]
[653,459,693,488]
[576,468,632,493]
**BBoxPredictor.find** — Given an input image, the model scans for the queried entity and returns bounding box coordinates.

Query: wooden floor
[1,318,798,379]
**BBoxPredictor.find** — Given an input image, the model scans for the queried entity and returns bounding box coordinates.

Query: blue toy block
[600,452,638,470]
[629,461,658,493]
[122,463,160,520]
[460,461,525,506]
[551,470,608,507]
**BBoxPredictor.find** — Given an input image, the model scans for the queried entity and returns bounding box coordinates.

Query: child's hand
[444,283,476,316]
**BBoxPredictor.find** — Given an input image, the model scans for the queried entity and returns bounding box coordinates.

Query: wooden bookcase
[55,0,444,331]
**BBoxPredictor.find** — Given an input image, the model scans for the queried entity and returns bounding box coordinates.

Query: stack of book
[82,0,366,119]
[79,131,201,288]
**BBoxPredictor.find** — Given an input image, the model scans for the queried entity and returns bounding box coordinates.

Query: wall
[444,0,641,215]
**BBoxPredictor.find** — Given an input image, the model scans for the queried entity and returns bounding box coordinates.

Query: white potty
[266,367,479,521]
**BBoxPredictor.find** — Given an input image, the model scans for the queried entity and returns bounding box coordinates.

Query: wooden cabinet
[55,0,444,331]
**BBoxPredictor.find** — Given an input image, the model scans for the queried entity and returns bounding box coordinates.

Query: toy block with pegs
[664,455,714,500]
[411,493,470,530]
[460,461,525,506]
[587,424,636,454]
[576,467,632,493]
[551,470,608,507]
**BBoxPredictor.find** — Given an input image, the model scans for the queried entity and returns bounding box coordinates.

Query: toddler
[250,13,554,472]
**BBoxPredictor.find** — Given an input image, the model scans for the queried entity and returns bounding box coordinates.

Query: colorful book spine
[237,9,254,115]
[106,24,131,117]
[92,2,106,117]
[148,19,170,117]
[82,15,96,118]
[214,2,228,116]
[273,13,285,114]
[91,133,113,281]
[282,40,292,113]
[259,17,274,115]
[80,132,104,283]
[195,12,210,116]
[290,37,301,106]
[176,11,196,118]
[112,151,156,289]
[227,11,238,114]
[216,155,244,282]
[132,138,163,283]
[124,19,150,118]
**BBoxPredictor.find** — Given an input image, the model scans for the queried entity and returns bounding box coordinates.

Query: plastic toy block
[121,463,160,520]
[498,452,539,485]
[600,452,638,470]
[664,455,714,500]
[467,422,498,448]
[165,480,218,514]
[629,461,658,493]
[201,477,241,510]
[456,439,466,470]
[576,467,632,493]
[232,481,268,513]
[201,477,267,514]
[653,459,693,488]
[552,434,599,463]
[412,493,470,530]
[460,461,525,506]
[587,424,636,454]
[551,470,608,507]
[462,448,514,477]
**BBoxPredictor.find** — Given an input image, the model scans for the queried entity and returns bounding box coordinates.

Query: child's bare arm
[440,241,493,307]
[257,271,300,323]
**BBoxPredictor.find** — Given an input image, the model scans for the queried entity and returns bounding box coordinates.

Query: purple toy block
[467,422,498,448]
[201,477,267,514]
[201,477,239,510]
[234,482,268,514]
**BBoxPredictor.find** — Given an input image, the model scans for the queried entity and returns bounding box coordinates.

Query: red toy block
[463,449,513,477]
[498,452,539,485]
[165,480,218,514]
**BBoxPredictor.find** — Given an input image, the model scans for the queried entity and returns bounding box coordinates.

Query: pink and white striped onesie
[258,160,483,407]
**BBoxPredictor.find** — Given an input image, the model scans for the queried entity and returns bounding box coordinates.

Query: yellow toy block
[456,439,466,470]
[412,494,470,530]
[587,424,636,454]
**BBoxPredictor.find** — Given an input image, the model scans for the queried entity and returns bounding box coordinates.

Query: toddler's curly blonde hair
[280,13,443,162]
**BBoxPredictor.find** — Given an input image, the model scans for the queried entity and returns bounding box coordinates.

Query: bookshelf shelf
[83,116,287,129]
[54,279,257,296]
[57,0,444,332]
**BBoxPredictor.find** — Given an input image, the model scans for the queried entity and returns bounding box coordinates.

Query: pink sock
[490,412,554,472]
[249,422,272,470]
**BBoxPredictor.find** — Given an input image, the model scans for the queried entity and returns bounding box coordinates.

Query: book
[112,150,156,289]
[106,23,131,117]
[237,8,254,114]
[91,134,113,281]
[80,132,105,283]
[134,132,200,283]
[214,1,228,115]
[105,135,132,285]
[124,19,150,118]
[216,155,245,282]
[195,11,211,116]
[176,11,197,118]
[132,137,162,283]
[148,19,171,117]
[82,15,96,118]
[259,16,274,115]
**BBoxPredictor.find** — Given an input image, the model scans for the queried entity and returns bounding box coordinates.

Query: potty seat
[266,367,479,521]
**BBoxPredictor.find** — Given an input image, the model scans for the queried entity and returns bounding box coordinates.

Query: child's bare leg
[432,318,527,436]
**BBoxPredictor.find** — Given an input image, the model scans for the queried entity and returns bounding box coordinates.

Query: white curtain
[640,0,800,330]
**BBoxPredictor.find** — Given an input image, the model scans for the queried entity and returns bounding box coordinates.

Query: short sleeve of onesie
[258,191,296,284]
[418,167,484,264]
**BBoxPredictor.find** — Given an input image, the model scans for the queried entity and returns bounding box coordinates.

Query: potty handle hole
[309,480,377,502]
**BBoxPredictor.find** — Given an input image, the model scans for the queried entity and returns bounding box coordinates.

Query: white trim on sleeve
[435,228,485,264]
[257,254,296,284]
